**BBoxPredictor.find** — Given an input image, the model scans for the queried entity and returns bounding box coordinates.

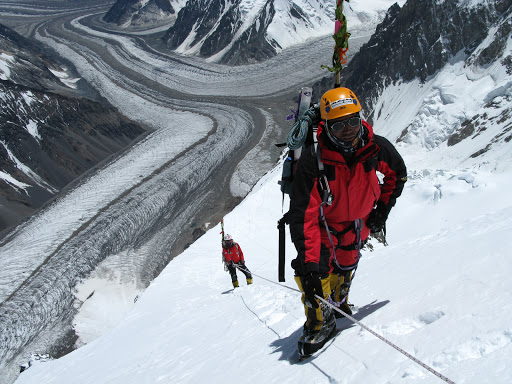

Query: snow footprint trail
[370,311,446,337]
[398,330,512,382]
[230,269,458,384]
[235,284,303,341]
[432,330,512,369]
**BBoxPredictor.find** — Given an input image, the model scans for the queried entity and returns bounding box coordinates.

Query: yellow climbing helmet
[320,87,362,120]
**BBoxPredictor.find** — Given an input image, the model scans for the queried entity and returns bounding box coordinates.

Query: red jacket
[289,120,406,274]
[223,243,245,264]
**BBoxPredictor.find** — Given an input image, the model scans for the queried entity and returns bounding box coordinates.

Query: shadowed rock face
[103,0,176,26]
[161,0,281,65]
[0,24,146,235]
[0,23,66,91]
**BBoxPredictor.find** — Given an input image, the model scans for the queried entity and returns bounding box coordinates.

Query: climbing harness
[316,141,363,283]
[319,199,362,309]
[235,265,456,384]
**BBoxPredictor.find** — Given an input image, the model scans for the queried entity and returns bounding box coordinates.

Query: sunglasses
[327,116,361,132]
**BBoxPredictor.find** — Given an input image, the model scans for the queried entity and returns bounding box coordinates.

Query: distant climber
[222,234,253,288]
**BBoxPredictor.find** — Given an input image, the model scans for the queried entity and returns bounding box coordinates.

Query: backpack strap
[315,142,333,206]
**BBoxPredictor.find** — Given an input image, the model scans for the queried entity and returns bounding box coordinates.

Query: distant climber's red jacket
[289,120,407,274]
[223,243,245,264]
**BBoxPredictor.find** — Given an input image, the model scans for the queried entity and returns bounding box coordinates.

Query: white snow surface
[14,10,512,383]
[49,68,80,89]
[0,170,30,193]
[0,52,14,80]
[15,152,512,384]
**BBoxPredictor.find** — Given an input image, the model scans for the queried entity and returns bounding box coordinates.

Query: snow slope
[14,153,512,384]
[15,22,512,383]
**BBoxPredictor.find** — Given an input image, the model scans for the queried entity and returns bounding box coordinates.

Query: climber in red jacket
[289,87,407,357]
[222,234,253,288]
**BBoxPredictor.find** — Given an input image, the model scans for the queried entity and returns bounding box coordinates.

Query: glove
[366,202,391,234]
[302,272,323,309]
[230,260,235,267]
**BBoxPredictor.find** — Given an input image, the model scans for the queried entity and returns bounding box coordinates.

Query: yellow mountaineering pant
[295,275,332,331]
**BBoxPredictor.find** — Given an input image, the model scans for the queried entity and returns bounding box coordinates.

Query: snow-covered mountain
[337,0,511,122]
[365,0,511,163]
[103,0,405,64]
[0,24,145,234]
[103,0,187,26]
[311,0,512,166]
[4,0,512,383]
[159,0,405,64]
[13,0,512,378]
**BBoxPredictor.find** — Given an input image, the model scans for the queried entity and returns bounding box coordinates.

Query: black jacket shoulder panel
[373,134,407,207]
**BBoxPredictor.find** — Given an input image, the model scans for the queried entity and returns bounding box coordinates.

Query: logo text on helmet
[330,98,355,109]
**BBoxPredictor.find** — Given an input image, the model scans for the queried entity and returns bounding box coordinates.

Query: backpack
[278,87,317,197]
[277,87,330,281]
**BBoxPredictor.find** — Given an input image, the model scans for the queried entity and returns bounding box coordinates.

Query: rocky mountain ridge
[337,0,512,115]
[308,0,512,160]
[103,0,183,26]
[106,0,391,65]
[162,0,279,64]
[0,24,145,235]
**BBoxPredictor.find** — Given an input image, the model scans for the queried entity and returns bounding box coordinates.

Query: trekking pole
[315,294,456,384]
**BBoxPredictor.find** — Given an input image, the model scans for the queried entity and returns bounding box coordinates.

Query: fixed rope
[234,265,456,384]
[315,295,456,384]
